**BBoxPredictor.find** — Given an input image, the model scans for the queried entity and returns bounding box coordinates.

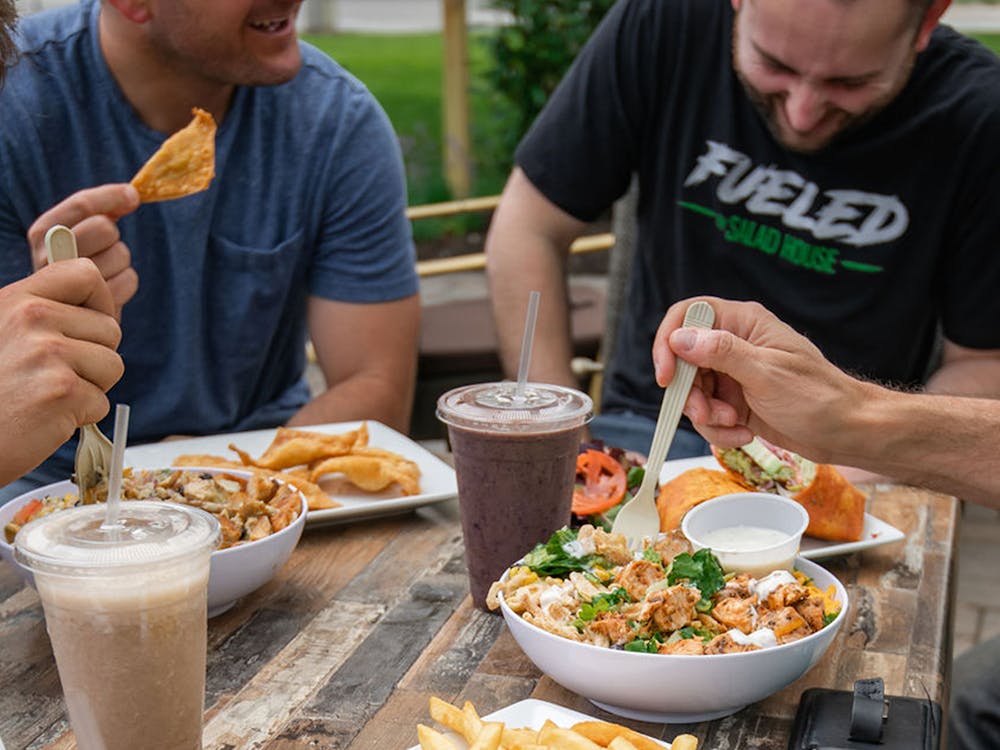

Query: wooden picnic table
[0,479,957,749]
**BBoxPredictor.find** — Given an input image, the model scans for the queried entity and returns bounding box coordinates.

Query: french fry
[418,724,461,750]
[469,721,504,750]
[502,727,542,748]
[537,725,604,750]
[462,700,485,743]
[667,735,697,750]
[571,721,664,750]
[429,696,466,735]
[421,697,670,750]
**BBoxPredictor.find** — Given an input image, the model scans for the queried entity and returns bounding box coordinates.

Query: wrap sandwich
[656,467,749,531]
[713,437,866,542]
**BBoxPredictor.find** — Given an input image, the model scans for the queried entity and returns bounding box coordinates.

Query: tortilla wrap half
[656,467,749,531]
[712,447,866,542]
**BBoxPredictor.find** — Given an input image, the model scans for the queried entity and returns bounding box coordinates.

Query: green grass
[302,32,508,241]
[972,32,1000,52]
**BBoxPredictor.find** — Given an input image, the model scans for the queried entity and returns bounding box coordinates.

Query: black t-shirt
[516,0,1000,422]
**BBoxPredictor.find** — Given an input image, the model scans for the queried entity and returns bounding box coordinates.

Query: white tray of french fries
[410,697,696,750]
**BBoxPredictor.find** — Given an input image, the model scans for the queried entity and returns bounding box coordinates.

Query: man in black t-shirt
[486,6,1000,744]
[485,0,1000,462]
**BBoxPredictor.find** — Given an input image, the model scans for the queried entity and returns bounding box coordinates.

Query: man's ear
[103,0,152,24]
[915,0,951,52]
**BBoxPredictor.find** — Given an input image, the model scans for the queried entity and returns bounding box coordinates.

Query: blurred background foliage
[486,0,616,162]
[307,1,616,243]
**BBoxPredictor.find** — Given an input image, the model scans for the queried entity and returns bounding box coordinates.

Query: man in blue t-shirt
[0,0,421,501]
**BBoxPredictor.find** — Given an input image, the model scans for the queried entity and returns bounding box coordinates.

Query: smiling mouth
[249,17,291,33]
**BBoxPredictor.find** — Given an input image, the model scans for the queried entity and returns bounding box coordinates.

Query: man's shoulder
[620,0,730,27]
[922,26,1000,95]
[15,0,92,55]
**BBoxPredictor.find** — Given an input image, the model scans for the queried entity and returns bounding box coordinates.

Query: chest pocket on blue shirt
[205,229,308,387]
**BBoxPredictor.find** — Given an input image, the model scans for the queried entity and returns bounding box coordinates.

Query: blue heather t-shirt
[0,0,418,484]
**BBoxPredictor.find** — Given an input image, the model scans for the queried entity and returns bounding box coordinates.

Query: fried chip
[172,454,337,511]
[131,107,217,202]
[309,454,421,495]
[231,425,367,470]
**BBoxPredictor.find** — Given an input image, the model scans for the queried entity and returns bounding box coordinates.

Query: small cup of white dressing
[681,492,809,577]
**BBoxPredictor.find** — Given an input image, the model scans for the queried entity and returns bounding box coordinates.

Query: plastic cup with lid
[15,501,220,750]
[437,381,592,610]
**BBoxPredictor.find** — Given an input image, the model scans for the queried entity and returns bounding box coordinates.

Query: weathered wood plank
[202,600,381,748]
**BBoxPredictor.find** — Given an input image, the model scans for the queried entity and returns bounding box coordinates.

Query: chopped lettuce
[521,527,605,577]
[573,587,630,631]
[667,548,726,609]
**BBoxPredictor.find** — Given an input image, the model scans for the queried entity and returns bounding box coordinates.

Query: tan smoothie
[38,570,209,750]
[15,501,219,750]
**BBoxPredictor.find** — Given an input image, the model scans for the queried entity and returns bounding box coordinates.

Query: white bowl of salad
[0,468,307,618]
[487,524,848,723]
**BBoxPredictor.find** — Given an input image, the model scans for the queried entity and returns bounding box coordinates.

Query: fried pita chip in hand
[131,107,217,202]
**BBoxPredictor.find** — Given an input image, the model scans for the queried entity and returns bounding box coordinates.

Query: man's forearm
[841,387,1000,507]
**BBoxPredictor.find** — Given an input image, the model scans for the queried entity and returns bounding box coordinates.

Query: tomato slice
[12,498,42,527]
[572,449,628,516]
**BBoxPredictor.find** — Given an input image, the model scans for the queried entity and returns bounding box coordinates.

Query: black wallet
[788,678,942,750]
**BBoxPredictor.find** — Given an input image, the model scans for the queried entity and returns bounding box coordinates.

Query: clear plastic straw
[514,290,541,403]
[101,404,131,532]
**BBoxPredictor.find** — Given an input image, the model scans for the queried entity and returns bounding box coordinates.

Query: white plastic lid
[436,381,593,433]
[14,501,220,575]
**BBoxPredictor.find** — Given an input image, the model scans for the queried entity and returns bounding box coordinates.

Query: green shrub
[486,0,616,167]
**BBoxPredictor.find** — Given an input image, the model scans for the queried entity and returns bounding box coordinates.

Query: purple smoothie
[437,382,593,610]
[447,422,584,609]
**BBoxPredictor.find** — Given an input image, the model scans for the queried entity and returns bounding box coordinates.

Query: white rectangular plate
[659,456,905,559]
[123,421,457,528]
[406,698,671,749]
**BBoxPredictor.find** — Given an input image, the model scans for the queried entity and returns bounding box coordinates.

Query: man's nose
[782,82,827,133]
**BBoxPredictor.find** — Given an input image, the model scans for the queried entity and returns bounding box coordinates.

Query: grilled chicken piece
[757,606,812,644]
[794,594,827,631]
[659,637,706,655]
[615,559,666,601]
[587,612,633,647]
[650,529,692,565]
[712,595,758,634]
[766,582,809,610]
[640,585,700,632]
[704,632,761,654]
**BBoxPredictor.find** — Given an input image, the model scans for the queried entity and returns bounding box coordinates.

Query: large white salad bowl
[497,556,848,723]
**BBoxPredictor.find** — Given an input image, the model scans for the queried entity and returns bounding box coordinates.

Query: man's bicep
[926,340,1000,397]
[307,294,420,386]
[491,168,591,250]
